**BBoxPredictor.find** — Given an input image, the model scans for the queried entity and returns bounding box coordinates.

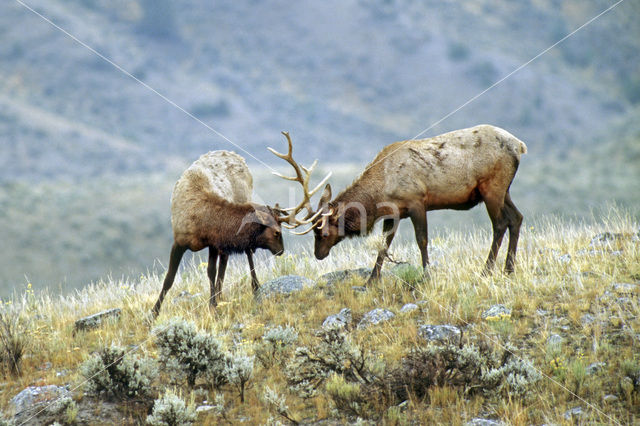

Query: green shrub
[154,318,229,388]
[0,304,28,376]
[285,328,372,399]
[146,390,196,426]
[225,351,254,403]
[80,345,156,400]
[389,343,540,402]
[256,325,298,367]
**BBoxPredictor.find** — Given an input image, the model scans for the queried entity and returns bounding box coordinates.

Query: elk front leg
[368,218,397,284]
[214,252,229,304]
[409,208,429,271]
[207,247,219,307]
[152,243,187,317]
[246,249,259,293]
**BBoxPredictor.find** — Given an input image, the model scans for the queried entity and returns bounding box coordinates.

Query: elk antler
[268,131,331,234]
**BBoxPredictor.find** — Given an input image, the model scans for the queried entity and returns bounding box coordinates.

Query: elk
[152,140,328,317]
[284,125,527,283]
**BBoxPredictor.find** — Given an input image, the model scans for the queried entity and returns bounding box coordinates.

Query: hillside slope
[1,0,639,179]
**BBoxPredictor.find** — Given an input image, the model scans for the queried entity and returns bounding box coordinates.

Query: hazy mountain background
[0,0,638,297]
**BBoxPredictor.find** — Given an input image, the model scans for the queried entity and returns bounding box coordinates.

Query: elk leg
[483,198,508,275]
[152,243,187,317]
[368,218,397,284]
[246,249,260,293]
[503,193,523,273]
[207,247,219,307]
[409,208,429,271]
[215,252,229,304]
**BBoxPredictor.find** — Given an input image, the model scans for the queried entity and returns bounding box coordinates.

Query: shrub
[389,343,540,402]
[80,345,156,400]
[285,328,373,399]
[256,325,298,368]
[146,390,196,426]
[226,351,254,403]
[0,304,28,376]
[326,374,368,417]
[154,318,229,388]
[262,386,298,424]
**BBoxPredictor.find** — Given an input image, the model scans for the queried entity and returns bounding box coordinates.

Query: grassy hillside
[0,212,638,424]
[1,1,639,300]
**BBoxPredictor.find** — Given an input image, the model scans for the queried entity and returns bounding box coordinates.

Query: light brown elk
[152,140,328,317]
[284,125,527,283]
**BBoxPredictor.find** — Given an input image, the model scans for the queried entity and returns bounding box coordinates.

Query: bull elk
[281,125,527,283]
[152,140,328,317]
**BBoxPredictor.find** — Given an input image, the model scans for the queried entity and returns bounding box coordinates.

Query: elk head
[239,205,285,255]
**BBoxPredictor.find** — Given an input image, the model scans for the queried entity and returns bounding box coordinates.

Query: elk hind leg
[503,193,523,273]
[482,194,509,275]
[152,243,187,317]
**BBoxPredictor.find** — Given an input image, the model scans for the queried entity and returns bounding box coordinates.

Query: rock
[557,254,571,264]
[603,394,618,403]
[351,286,367,293]
[585,362,606,375]
[481,304,511,320]
[74,308,121,332]
[418,324,461,344]
[357,308,395,329]
[546,334,564,347]
[322,308,352,329]
[465,419,505,426]
[612,283,638,294]
[172,290,202,304]
[563,407,584,420]
[11,385,70,416]
[257,275,316,298]
[581,313,596,325]
[318,268,372,286]
[399,303,418,314]
[196,405,216,413]
[590,232,625,247]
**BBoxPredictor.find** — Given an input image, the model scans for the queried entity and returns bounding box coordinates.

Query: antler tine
[270,171,299,181]
[307,171,332,197]
[289,223,319,235]
[270,131,331,229]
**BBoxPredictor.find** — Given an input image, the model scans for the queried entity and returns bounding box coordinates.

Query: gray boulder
[74,308,121,332]
[418,324,461,344]
[322,308,352,329]
[357,308,395,329]
[481,304,511,320]
[399,303,419,314]
[318,268,372,286]
[257,275,316,298]
[465,419,505,426]
[11,385,70,416]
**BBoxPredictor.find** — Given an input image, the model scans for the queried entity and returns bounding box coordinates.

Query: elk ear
[318,184,332,210]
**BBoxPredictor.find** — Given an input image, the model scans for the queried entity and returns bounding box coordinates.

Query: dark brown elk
[285,125,527,283]
[152,140,327,317]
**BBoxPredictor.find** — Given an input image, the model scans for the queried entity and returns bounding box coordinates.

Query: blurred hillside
[0,0,639,295]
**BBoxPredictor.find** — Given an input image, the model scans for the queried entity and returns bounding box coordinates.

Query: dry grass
[0,209,639,424]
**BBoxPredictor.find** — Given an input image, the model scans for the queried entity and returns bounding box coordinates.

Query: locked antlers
[268,131,331,235]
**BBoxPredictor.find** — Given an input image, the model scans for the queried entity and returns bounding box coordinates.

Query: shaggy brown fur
[152,151,283,317]
[313,124,527,282]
